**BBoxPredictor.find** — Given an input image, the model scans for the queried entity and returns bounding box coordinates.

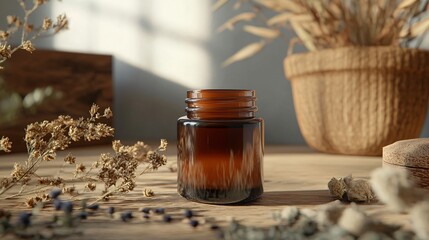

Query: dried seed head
[103,107,113,118]
[22,40,36,53]
[25,24,34,33]
[6,15,17,25]
[42,17,53,30]
[54,14,69,33]
[34,0,48,6]
[38,177,63,186]
[158,139,168,151]
[89,104,100,118]
[0,31,10,40]
[62,186,77,195]
[0,44,12,58]
[0,136,12,152]
[75,163,86,175]
[143,188,154,197]
[86,182,96,191]
[64,153,76,164]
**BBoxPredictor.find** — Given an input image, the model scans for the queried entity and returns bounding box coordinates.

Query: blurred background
[1,0,429,145]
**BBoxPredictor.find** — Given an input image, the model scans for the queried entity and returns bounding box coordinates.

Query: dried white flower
[410,201,429,239]
[370,167,426,212]
[315,200,345,229]
[337,204,369,236]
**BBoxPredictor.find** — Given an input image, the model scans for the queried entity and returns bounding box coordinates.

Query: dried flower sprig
[216,0,429,66]
[0,104,114,197]
[90,139,168,202]
[0,0,69,69]
[0,104,168,207]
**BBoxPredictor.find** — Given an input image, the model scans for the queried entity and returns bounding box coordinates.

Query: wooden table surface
[0,145,409,239]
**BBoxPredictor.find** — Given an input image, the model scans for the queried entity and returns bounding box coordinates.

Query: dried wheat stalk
[216,0,429,65]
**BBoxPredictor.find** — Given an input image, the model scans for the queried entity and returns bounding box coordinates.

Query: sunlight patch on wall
[50,0,212,89]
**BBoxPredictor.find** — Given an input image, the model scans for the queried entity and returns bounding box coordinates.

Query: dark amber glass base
[178,185,263,204]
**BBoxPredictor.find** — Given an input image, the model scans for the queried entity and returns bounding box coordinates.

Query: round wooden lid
[383,138,429,169]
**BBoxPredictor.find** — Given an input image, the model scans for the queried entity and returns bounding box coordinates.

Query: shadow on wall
[114,59,187,143]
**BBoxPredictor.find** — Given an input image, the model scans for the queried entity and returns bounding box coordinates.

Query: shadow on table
[249,190,335,206]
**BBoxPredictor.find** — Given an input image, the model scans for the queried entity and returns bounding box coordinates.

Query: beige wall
[1,0,429,145]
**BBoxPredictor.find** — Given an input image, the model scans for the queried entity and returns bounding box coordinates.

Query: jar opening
[185,89,258,120]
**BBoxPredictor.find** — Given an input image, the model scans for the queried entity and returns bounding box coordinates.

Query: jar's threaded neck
[185,89,257,120]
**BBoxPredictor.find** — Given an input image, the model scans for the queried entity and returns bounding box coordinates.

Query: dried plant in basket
[216,0,429,65]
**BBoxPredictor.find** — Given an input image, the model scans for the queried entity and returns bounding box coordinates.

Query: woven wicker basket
[284,47,429,156]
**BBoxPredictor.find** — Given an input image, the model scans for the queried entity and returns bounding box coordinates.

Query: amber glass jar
[177,89,264,204]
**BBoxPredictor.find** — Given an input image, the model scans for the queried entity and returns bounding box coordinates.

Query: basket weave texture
[284,47,429,156]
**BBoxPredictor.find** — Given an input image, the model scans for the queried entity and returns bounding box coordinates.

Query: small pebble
[78,211,88,220]
[183,209,193,218]
[87,203,99,211]
[189,219,199,228]
[18,212,32,228]
[163,214,172,223]
[49,189,62,199]
[107,207,115,215]
[139,207,151,214]
[53,199,62,211]
[62,201,73,213]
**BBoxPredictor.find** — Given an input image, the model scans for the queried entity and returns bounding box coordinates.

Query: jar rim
[185,89,258,120]
[187,89,255,99]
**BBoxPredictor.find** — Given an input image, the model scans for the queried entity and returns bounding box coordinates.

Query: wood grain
[0,145,410,239]
[0,49,113,152]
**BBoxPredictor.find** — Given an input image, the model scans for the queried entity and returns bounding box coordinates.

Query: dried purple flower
[62,201,73,213]
[78,211,88,220]
[87,203,99,211]
[120,211,133,222]
[49,188,62,199]
[155,208,165,214]
[18,212,32,228]
[107,206,115,215]
[183,209,193,218]
[53,199,62,211]
[163,215,172,223]
[189,219,199,228]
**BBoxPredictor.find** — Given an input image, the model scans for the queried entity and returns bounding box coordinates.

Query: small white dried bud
[370,167,425,212]
[278,206,300,225]
[337,204,369,236]
[103,107,113,118]
[0,136,12,152]
[158,139,168,151]
[89,104,99,117]
[315,200,345,229]
[112,140,122,152]
[411,201,429,240]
